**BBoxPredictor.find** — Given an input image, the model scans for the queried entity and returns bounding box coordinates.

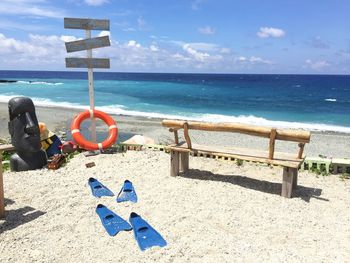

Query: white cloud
[127,40,141,48]
[0,33,274,73]
[0,1,65,18]
[236,55,272,65]
[177,42,220,52]
[198,26,216,35]
[305,59,330,70]
[98,31,111,37]
[2,0,46,3]
[220,48,231,54]
[84,0,108,6]
[257,27,286,38]
[237,56,247,62]
[0,19,48,31]
[150,45,159,52]
[183,43,210,62]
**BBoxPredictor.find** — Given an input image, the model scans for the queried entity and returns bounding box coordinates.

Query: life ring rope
[71,109,118,151]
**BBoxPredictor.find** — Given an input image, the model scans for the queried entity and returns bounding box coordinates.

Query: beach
[1,149,350,262]
[1,102,349,158]
[1,102,350,262]
[1,0,349,261]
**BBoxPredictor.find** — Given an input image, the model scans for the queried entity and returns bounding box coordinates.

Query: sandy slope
[1,150,349,262]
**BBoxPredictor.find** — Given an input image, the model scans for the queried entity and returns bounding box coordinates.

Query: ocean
[0,70,350,133]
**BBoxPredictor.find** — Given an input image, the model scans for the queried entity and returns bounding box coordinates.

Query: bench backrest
[162,120,311,159]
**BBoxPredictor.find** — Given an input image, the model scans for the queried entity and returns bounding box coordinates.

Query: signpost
[64,17,111,142]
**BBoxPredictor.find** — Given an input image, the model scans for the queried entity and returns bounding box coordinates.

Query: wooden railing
[162,120,311,160]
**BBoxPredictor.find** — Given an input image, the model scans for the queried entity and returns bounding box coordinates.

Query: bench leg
[282,167,297,198]
[180,152,189,173]
[170,150,180,177]
[292,168,298,189]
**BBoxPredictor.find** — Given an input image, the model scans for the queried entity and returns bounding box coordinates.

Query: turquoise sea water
[1,70,350,133]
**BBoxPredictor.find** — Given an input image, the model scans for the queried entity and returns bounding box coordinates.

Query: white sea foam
[17,81,63,86]
[0,94,349,133]
[325,98,337,102]
[193,114,350,133]
[0,95,86,110]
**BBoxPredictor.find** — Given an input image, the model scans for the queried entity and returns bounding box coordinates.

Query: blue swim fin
[88,177,114,198]
[117,180,138,203]
[129,212,167,251]
[95,204,132,236]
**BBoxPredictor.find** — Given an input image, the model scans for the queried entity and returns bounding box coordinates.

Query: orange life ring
[71,109,118,151]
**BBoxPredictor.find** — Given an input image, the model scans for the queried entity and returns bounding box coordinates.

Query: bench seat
[169,142,304,169]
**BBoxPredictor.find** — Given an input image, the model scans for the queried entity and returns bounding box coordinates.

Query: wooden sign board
[64,18,109,31]
[65,57,110,68]
[65,36,110,53]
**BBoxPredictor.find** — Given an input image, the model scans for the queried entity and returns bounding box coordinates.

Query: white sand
[1,149,350,262]
[1,102,350,158]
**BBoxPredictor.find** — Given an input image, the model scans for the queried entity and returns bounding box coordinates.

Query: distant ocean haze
[0,71,350,133]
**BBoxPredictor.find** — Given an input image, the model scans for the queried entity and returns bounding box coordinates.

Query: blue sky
[0,0,349,74]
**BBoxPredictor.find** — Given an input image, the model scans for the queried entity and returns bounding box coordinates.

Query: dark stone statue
[8,97,47,171]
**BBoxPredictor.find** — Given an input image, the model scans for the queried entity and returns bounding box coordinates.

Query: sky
[0,0,349,74]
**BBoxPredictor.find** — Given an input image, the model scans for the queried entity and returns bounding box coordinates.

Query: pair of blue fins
[89,177,137,203]
[88,178,167,251]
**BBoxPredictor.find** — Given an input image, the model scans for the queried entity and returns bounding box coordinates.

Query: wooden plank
[65,36,110,53]
[64,18,109,30]
[1,145,13,218]
[0,144,14,151]
[65,58,110,69]
[169,143,303,168]
[177,142,303,162]
[170,150,179,177]
[162,120,311,143]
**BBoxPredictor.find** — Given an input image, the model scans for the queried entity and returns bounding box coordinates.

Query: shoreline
[0,102,349,158]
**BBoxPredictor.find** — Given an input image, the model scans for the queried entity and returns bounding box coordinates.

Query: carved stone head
[8,97,41,152]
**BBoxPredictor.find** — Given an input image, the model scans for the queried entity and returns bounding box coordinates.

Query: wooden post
[0,151,4,218]
[298,143,305,159]
[64,18,111,145]
[183,122,192,149]
[180,152,189,173]
[173,129,179,144]
[86,29,96,142]
[269,128,277,159]
[282,167,296,198]
[170,150,180,177]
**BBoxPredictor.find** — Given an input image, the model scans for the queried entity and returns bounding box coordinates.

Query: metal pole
[86,29,97,142]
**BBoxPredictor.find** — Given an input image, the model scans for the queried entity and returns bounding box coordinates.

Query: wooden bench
[0,144,15,218]
[162,120,311,198]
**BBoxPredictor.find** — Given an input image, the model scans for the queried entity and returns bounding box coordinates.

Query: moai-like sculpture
[8,97,47,171]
